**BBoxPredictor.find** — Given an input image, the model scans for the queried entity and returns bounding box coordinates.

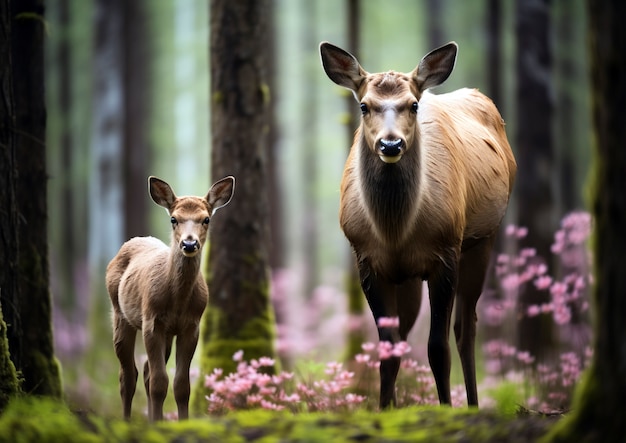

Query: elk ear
[149,176,177,210]
[207,176,235,216]
[320,42,367,94]
[413,41,458,92]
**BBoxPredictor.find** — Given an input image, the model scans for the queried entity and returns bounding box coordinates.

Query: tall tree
[0,0,21,405]
[486,0,503,110]
[122,0,150,240]
[12,0,62,397]
[194,0,276,410]
[301,0,319,300]
[0,0,19,371]
[343,0,366,362]
[514,0,556,364]
[547,0,626,440]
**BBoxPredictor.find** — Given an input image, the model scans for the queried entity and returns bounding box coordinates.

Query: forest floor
[0,397,563,442]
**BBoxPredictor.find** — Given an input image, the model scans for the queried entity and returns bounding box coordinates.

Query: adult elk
[106,175,235,421]
[320,41,516,408]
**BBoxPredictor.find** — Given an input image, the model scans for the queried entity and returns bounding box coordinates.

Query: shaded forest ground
[0,397,561,442]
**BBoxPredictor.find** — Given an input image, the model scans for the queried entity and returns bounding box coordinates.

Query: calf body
[106,176,234,420]
[320,42,516,407]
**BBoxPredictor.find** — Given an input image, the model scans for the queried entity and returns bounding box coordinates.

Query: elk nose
[379,138,403,157]
[181,239,199,254]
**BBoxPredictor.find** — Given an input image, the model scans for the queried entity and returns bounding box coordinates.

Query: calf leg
[455,236,495,407]
[113,313,138,420]
[143,326,170,421]
[173,327,199,419]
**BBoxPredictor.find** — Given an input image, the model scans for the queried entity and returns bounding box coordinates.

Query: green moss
[259,83,271,106]
[212,91,224,105]
[23,349,63,398]
[0,309,20,411]
[0,397,559,442]
[0,397,98,443]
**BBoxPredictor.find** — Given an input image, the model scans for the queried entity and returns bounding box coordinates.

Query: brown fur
[321,42,516,408]
[106,176,234,421]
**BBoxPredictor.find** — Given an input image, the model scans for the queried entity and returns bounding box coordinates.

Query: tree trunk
[514,0,556,364]
[547,0,626,440]
[12,0,62,397]
[122,0,150,240]
[0,0,21,406]
[301,0,319,301]
[486,0,502,111]
[343,0,367,362]
[194,0,277,412]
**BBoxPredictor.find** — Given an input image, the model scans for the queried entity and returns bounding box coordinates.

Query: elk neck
[357,130,422,245]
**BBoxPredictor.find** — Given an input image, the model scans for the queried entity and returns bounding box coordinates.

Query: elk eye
[411,102,418,113]
[170,216,177,225]
[203,216,210,225]
[360,103,368,115]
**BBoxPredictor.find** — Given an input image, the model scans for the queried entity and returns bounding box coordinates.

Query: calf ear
[413,42,458,92]
[149,176,177,210]
[207,176,235,215]
[319,42,368,94]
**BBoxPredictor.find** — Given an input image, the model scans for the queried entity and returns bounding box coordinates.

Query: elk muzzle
[378,138,404,163]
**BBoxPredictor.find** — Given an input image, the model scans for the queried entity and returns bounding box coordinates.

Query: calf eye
[170,217,178,227]
[360,103,368,115]
[203,217,210,225]
[411,102,418,113]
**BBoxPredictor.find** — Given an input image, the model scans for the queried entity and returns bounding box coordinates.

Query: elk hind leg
[455,236,495,407]
[427,261,457,405]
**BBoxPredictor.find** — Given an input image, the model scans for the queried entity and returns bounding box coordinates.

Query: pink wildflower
[377,316,400,328]
[527,304,541,317]
[534,275,553,290]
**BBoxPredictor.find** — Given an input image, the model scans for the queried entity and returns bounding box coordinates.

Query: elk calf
[106,176,234,421]
[320,42,516,408]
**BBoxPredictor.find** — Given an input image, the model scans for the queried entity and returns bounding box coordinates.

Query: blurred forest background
[21,0,592,414]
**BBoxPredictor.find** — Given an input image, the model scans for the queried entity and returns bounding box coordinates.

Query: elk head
[320,42,458,163]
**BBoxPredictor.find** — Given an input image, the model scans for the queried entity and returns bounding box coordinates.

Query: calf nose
[181,239,199,254]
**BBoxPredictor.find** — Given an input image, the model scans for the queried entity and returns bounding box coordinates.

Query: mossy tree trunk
[0,0,21,407]
[547,0,626,440]
[193,0,276,415]
[11,0,62,397]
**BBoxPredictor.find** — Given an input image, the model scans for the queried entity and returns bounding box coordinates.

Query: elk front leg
[427,258,458,405]
[173,326,199,420]
[113,313,138,420]
[358,259,422,408]
[143,324,169,421]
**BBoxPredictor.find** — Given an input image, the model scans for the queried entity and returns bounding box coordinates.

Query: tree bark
[194,0,277,412]
[11,0,62,397]
[547,0,626,440]
[0,0,21,406]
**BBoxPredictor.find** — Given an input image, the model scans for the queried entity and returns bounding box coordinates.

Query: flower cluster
[204,351,366,414]
[481,211,593,412]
